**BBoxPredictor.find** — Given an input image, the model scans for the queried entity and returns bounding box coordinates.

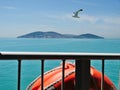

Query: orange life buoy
[26,63,116,90]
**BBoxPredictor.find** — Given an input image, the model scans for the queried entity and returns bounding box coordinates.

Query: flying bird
[72,9,83,18]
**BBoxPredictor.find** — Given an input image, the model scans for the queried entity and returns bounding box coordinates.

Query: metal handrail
[0,52,120,90]
[0,52,120,59]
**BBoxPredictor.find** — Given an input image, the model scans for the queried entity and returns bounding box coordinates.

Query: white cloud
[2,6,16,10]
[102,16,120,25]
[42,12,120,28]
[65,14,120,25]
[80,15,99,23]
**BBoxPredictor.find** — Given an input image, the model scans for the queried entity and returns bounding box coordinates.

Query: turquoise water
[0,38,120,90]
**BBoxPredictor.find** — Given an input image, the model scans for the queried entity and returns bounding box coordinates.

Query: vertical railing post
[61,59,65,90]
[101,59,105,90]
[75,59,90,90]
[41,59,44,90]
[18,59,21,90]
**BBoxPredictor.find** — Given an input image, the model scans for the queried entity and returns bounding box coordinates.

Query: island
[17,31,104,39]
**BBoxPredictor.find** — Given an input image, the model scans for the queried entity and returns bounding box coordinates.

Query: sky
[0,0,120,38]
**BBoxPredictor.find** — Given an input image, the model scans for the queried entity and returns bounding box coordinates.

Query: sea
[0,38,120,90]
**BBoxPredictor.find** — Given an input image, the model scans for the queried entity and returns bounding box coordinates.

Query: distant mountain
[17,31,104,39]
[74,33,104,39]
[18,31,64,38]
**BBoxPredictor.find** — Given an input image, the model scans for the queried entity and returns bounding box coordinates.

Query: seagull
[72,9,83,18]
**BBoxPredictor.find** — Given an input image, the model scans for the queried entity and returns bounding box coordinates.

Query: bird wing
[72,9,83,18]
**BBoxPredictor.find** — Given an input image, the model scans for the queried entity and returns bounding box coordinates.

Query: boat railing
[0,52,120,90]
